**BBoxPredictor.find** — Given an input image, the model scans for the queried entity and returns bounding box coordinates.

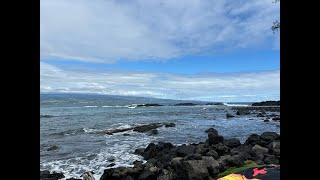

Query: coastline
[40,103,280,180]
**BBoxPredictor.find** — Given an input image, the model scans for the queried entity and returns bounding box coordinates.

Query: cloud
[41,0,279,63]
[41,62,279,102]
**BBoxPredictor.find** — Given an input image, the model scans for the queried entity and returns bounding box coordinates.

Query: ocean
[40,93,280,179]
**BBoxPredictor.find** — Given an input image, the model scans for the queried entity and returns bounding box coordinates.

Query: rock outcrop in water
[136,104,163,107]
[102,122,176,135]
[99,129,280,180]
[174,103,198,106]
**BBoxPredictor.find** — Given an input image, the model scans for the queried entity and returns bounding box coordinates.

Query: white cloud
[40,62,279,102]
[41,0,279,62]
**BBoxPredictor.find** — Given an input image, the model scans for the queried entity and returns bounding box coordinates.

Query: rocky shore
[99,130,280,180]
[41,128,280,180]
[40,103,280,180]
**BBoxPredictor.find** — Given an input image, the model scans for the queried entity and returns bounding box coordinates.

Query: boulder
[230,145,253,160]
[226,113,235,118]
[260,132,280,146]
[184,153,202,160]
[208,132,224,145]
[245,134,261,146]
[40,171,65,180]
[212,143,230,155]
[143,143,159,159]
[236,109,250,115]
[134,148,145,156]
[222,154,245,167]
[268,141,280,156]
[252,145,269,154]
[138,166,160,180]
[263,154,279,164]
[205,150,219,159]
[176,145,196,157]
[224,138,241,148]
[157,169,174,180]
[205,128,218,135]
[252,145,269,161]
[174,156,219,180]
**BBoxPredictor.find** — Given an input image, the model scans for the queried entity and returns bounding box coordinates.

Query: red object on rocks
[253,168,267,177]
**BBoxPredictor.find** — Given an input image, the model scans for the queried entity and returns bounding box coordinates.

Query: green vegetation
[216,160,264,178]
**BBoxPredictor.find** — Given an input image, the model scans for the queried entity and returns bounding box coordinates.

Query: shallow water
[40,94,280,179]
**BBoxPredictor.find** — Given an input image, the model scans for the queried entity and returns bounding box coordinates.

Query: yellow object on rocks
[217,173,260,180]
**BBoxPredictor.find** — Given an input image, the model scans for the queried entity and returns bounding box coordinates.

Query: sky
[40,0,280,102]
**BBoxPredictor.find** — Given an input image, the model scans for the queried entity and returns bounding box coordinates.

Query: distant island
[251,100,280,106]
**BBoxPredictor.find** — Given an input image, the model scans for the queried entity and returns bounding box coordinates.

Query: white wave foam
[41,132,159,179]
[84,106,98,108]
[102,105,127,108]
[83,128,99,133]
[223,103,249,107]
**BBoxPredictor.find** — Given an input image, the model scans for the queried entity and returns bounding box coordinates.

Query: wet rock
[163,122,176,128]
[143,143,159,159]
[226,113,235,118]
[257,113,265,117]
[137,103,163,107]
[107,156,116,162]
[205,128,218,135]
[148,129,159,136]
[134,148,145,156]
[40,171,65,180]
[47,145,59,151]
[133,123,163,133]
[123,133,131,136]
[224,138,241,148]
[260,132,280,146]
[80,171,95,180]
[272,117,280,121]
[107,163,116,167]
[236,109,250,115]
[264,119,270,122]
